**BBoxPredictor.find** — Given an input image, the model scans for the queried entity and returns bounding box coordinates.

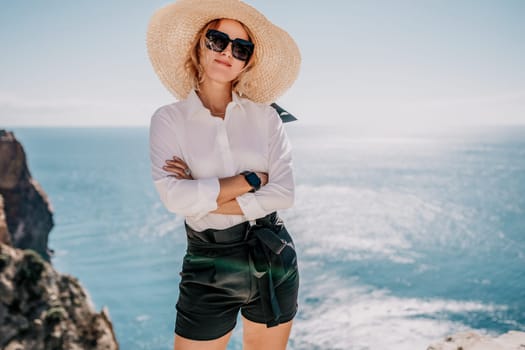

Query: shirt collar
[186,89,205,118]
[231,91,244,109]
[230,91,246,114]
[186,89,245,118]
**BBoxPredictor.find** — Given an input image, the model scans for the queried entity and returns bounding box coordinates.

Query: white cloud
[0,91,160,126]
[1,88,524,128]
[284,88,525,133]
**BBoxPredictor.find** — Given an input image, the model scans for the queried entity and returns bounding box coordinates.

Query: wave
[290,270,508,350]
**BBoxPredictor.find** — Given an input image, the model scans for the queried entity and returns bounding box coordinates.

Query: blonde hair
[185,19,257,96]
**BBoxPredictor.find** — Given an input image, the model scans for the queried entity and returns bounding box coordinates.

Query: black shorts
[175,213,299,341]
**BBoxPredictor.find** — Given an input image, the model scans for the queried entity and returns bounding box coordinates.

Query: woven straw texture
[146,0,301,103]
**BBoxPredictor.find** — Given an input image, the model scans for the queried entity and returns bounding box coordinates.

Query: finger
[163,166,194,180]
[166,159,188,168]
[167,161,191,178]
[163,165,186,177]
[165,159,188,170]
[165,159,184,165]
[171,156,188,166]
[162,166,184,175]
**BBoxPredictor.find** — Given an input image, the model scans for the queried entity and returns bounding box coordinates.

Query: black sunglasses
[205,29,254,62]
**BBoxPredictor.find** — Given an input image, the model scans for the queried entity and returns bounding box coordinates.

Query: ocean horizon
[6,124,525,349]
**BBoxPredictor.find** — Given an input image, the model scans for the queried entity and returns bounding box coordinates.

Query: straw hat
[146,0,301,103]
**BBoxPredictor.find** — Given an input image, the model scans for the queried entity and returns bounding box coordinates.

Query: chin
[205,71,239,85]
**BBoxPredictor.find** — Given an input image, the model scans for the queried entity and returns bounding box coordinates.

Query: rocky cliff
[0,130,53,261]
[0,129,119,349]
[0,195,10,246]
[428,330,525,350]
[0,243,118,350]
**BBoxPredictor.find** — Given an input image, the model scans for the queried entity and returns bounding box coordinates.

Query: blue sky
[1,0,524,132]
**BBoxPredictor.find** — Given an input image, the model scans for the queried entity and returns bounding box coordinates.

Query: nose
[220,42,233,58]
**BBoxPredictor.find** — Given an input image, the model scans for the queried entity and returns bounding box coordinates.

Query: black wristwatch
[241,171,261,193]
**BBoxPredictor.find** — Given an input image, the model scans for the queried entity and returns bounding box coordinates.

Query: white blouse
[149,90,295,231]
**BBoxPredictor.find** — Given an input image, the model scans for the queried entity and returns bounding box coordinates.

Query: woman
[147,0,301,349]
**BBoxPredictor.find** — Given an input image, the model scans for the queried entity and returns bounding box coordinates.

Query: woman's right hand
[163,156,193,180]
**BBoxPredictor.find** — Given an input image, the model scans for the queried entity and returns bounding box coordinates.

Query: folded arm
[150,106,293,220]
[150,110,268,218]
[235,108,295,219]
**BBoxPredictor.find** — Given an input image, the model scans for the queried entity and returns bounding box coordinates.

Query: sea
[8,124,525,350]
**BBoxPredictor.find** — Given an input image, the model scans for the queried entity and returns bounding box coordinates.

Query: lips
[214,59,232,67]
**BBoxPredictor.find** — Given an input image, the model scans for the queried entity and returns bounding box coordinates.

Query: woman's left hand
[163,156,193,180]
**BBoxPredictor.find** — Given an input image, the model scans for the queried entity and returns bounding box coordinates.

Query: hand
[163,156,193,180]
[255,172,269,186]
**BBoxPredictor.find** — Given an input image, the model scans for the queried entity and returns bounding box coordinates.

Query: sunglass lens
[232,42,253,61]
[206,30,229,52]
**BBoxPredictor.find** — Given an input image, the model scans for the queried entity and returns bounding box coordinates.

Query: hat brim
[147,0,301,103]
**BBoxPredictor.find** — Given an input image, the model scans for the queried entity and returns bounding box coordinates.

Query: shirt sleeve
[149,107,220,219]
[236,107,295,220]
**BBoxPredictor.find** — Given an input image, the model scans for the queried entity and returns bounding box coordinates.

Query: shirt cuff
[193,177,220,220]
[236,193,267,220]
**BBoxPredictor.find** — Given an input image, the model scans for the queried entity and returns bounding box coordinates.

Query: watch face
[246,172,261,187]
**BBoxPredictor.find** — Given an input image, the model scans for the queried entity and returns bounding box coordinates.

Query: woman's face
[200,19,251,85]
